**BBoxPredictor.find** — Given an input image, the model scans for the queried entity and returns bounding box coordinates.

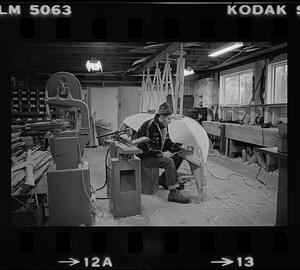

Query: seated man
[136,102,192,204]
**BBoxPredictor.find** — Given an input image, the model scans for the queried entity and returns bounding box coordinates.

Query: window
[220,70,253,105]
[268,60,287,104]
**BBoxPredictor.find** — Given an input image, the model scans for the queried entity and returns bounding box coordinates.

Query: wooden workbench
[257,147,287,226]
[202,121,278,147]
[202,121,279,159]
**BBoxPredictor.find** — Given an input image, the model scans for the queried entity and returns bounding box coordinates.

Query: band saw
[45,72,92,226]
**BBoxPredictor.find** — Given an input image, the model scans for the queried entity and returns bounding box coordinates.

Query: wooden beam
[207,42,287,71]
[135,42,181,73]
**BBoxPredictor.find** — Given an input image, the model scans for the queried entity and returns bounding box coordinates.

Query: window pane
[225,76,239,104]
[274,64,287,103]
[240,73,253,105]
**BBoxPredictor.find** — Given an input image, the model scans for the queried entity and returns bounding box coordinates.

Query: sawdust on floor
[83,147,278,226]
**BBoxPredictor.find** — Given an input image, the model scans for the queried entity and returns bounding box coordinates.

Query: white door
[90,87,118,131]
[118,86,141,127]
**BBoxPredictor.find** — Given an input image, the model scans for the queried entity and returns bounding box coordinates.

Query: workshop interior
[10,41,287,226]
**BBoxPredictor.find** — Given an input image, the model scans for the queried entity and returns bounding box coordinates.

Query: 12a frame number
[83,257,113,268]
[237,256,254,267]
[30,5,71,16]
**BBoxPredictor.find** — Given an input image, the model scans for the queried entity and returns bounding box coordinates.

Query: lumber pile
[11,147,54,194]
[11,125,33,161]
[11,125,54,194]
[24,120,70,133]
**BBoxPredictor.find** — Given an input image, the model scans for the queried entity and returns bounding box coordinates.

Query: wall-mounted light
[86,59,103,72]
[208,42,244,57]
[184,68,194,76]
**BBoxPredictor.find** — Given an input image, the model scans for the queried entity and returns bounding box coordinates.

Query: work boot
[159,175,168,190]
[168,189,191,204]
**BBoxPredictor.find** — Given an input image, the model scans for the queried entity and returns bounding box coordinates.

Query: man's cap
[156,102,173,115]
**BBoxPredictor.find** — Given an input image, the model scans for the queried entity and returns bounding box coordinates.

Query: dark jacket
[136,117,183,159]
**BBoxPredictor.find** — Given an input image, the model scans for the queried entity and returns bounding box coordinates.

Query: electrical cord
[76,135,93,204]
[206,160,266,189]
[95,146,110,192]
[255,159,266,186]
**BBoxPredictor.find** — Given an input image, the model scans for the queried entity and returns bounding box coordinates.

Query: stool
[141,166,159,195]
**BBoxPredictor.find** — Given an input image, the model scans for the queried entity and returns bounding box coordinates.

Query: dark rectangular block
[141,166,159,195]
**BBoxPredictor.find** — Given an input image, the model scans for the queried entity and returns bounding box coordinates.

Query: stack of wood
[12,125,25,157]
[11,144,54,195]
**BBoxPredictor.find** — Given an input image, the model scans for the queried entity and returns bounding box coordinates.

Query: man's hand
[182,145,194,152]
[162,151,173,158]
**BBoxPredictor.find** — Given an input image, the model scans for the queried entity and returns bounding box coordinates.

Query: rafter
[134,42,181,74]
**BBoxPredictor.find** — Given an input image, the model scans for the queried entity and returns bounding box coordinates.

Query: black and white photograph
[10,41,287,227]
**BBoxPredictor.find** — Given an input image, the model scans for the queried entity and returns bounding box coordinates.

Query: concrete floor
[83,146,278,226]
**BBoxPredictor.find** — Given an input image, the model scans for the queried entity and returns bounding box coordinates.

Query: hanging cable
[95,146,110,192]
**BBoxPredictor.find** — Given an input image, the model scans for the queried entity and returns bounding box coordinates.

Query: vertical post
[276,157,287,225]
[179,50,185,116]
[146,67,153,111]
[174,54,180,114]
[164,53,176,116]
[139,71,145,112]
[168,64,177,117]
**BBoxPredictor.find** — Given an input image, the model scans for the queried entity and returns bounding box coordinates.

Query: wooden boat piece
[122,113,210,200]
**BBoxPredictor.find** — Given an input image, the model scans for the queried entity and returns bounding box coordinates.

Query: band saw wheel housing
[46,71,82,100]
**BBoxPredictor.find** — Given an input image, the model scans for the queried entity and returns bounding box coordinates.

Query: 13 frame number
[237,256,254,267]
[30,5,71,16]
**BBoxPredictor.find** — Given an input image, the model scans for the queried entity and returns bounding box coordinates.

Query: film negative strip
[1,1,299,269]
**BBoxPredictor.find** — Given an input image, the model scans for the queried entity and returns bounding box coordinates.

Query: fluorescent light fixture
[86,60,103,72]
[184,68,194,76]
[208,42,244,57]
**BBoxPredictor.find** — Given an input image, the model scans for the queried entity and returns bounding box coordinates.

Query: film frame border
[1,2,299,269]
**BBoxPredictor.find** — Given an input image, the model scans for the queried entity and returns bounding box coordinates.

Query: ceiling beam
[207,42,287,71]
[134,42,181,74]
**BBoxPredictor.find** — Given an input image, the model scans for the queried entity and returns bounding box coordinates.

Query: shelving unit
[11,88,47,124]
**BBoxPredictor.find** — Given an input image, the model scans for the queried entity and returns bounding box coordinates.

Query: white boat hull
[121,113,209,165]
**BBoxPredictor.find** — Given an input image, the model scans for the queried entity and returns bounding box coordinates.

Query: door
[90,87,119,132]
[118,86,141,127]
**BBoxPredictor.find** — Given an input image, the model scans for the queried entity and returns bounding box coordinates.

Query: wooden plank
[24,149,35,186]
[257,147,287,159]
[202,121,221,136]
[135,43,181,73]
[225,123,278,147]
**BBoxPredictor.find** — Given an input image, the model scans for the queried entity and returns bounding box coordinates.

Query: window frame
[267,60,287,104]
[219,69,253,106]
